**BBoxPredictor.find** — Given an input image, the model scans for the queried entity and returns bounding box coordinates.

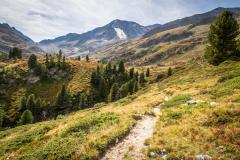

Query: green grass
[163,94,191,108]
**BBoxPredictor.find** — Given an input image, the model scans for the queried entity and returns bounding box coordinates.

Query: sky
[0,0,240,42]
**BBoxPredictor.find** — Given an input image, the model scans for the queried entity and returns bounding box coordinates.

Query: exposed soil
[101,107,160,160]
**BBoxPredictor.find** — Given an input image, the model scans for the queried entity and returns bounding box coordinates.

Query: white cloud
[0,0,239,41]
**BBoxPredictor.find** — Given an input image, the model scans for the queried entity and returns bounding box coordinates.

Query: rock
[161,148,167,154]
[149,152,156,158]
[216,145,225,153]
[162,155,167,160]
[28,76,40,84]
[115,138,119,143]
[210,102,217,107]
[163,96,169,102]
[195,155,212,160]
[187,100,197,105]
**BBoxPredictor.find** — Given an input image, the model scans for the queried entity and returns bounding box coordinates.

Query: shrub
[20,109,34,125]
[205,11,239,65]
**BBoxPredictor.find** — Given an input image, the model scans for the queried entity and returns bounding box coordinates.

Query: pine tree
[20,96,27,112]
[49,55,55,68]
[119,82,129,98]
[135,71,139,81]
[86,55,89,62]
[108,83,119,102]
[8,49,13,59]
[129,67,134,79]
[134,81,139,92]
[45,54,49,67]
[205,11,240,65]
[113,64,117,74]
[146,68,150,77]
[55,85,71,108]
[27,94,35,112]
[128,79,135,94]
[139,73,145,83]
[79,95,85,109]
[118,60,125,73]
[20,109,34,125]
[58,49,62,66]
[99,78,107,101]
[77,56,81,61]
[9,47,22,59]
[28,54,37,69]
[0,106,4,128]
[168,67,172,77]
[62,56,66,68]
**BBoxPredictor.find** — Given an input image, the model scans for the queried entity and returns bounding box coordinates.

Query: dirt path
[101,107,160,160]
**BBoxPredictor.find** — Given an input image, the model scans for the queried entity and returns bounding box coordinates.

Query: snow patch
[114,28,127,39]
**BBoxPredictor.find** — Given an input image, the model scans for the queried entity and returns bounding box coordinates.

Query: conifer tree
[113,64,117,74]
[205,11,240,65]
[108,83,119,102]
[168,67,172,77]
[139,73,145,83]
[146,68,150,77]
[27,94,35,112]
[86,55,89,62]
[79,95,85,109]
[129,67,134,79]
[77,56,81,61]
[99,78,107,101]
[20,96,27,112]
[28,54,37,69]
[20,109,34,125]
[55,85,71,108]
[58,49,62,66]
[62,56,66,68]
[49,55,55,68]
[135,71,139,81]
[119,82,129,98]
[128,79,135,94]
[118,60,125,73]
[0,106,4,128]
[45,54,49,67]
[134,81,139,92]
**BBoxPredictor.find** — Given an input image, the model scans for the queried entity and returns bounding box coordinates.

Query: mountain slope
[39,20,160,56]
[0,23,43,54]
[144,7,240,38]
[93,7,240,66]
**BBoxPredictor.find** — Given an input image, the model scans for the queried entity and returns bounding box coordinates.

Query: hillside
[0,23,43,55]
[39,20,160,57]
[0,58,96,127]
[92,7,240,66]
[0,59,239,159]
[1,5,240,160]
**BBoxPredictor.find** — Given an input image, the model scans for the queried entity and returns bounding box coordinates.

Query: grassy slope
[0,58,239,159]
[1,59,96,123]
[146,60,240,159]
[0,86,161,160]
[93,24,209,66]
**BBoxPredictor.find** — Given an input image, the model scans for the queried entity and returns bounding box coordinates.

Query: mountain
[0,23,43,54]
[39,20,160,56]
[144,7,240,37]
[93,7,240,66]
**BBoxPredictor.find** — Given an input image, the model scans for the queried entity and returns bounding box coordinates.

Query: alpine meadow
[0,1,240,160]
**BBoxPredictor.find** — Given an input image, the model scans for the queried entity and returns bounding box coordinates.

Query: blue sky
[0,0,239,41]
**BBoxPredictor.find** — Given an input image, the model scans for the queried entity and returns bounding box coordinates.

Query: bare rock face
[28,75,40,84]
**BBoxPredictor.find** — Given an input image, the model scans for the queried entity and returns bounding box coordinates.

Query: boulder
[28,76,40,84]
[210,102,217,107]
[195,155,212,160]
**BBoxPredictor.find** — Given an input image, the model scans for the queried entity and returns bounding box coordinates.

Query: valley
[0,5,240,160]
